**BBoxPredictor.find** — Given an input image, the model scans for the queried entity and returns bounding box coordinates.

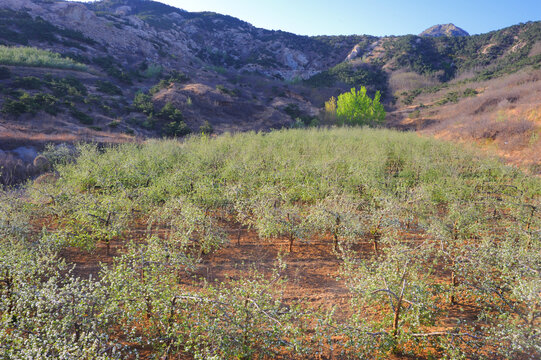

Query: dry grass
[389,68,541,173]
[0,151,38,187]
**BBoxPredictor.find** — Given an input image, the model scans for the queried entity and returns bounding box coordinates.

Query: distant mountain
[420,24,469,37]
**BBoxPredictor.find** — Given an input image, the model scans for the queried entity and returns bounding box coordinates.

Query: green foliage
[436,91,460,105]
[93,56,131,83]
[148,71,189,95]
[283,103,317,126]
[41,143,78,167]
[463,87,478,97]
[408,109,420,119]
[141,63,163,78]
[335,87,385,126]
[158,102,183,122]
[164,121,190,137]
[379,21,541,83]
[215,84,239,96]
[132,92,191,135]
[199,120,214,134]
[305,62,388,93]
[0,46,87,70]
[132,91,154,115]
[48,76,88,98]
[96,80,122,95]
[1,127,539,359]
[12,76,42,89]
[2,75,90,118]
[71,109,93,125]
[401,88,422,105]
[1,91,60,116]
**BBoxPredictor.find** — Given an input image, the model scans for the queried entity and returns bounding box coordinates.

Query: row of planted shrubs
[1,127,539,358]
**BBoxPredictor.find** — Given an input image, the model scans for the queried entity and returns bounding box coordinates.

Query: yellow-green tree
[324,96,337,122]
[336,87,385,126]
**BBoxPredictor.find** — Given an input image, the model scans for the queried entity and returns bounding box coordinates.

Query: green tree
[336,87,385,126]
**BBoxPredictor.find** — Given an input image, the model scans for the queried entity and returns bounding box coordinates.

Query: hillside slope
[0,0,540,184]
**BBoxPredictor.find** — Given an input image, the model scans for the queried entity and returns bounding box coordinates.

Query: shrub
[133,91,154,115]
[164,121,191,137]
[13,76,43,89]
[199,120,214,134]
[148,71,189,95]
[216,84,238,96]
[41,143,77,166]
[71,109,93,125]
[31,93,60,115]
[158,102,183,122]
[141,63,162,78]
[283,103,316,126]
[463,87,478,97]
[1,98,27,116]
[49,77,88,97]
[408,109,421,119]
[1,92,59,116]
[107,120,121,128]
[96,80,122,95]
[336,87,386,126]
[93,56,131,83]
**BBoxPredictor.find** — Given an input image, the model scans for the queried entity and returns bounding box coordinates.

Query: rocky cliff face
[419,23,469,37]
[1,0,361,81]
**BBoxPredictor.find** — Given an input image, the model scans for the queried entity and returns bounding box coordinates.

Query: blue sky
[79,0,541,36]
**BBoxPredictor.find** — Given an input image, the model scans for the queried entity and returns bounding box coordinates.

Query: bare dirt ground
[54,217,484,359]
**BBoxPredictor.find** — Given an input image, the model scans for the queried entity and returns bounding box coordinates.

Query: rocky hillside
[0,0,540,185]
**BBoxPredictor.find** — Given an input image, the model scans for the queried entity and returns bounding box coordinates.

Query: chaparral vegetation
[1,127,539,359]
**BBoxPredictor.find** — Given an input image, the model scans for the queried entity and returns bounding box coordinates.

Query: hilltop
[419,23,469,37]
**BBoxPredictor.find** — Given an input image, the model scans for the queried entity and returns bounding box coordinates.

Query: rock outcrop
[419,24,469,37]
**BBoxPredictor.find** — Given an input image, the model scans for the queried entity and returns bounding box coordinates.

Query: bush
[336,87,386,126]
[1,98,27,116]
[216,84,239,96]
[158,102,183,122]
[133,91,154,115]
[41,143,78,166]
[31,93,60,115]
[141,63,162,78]
[463,87,478,97]
[283,103,317,126]
[93,56,131,83]
[199,120,214,134]
[48,76,88,97]
[1,92,60,116]
[96,80,122,95]
[71,109,93,125]
[164,121,191,137]
[13,76,43,89]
